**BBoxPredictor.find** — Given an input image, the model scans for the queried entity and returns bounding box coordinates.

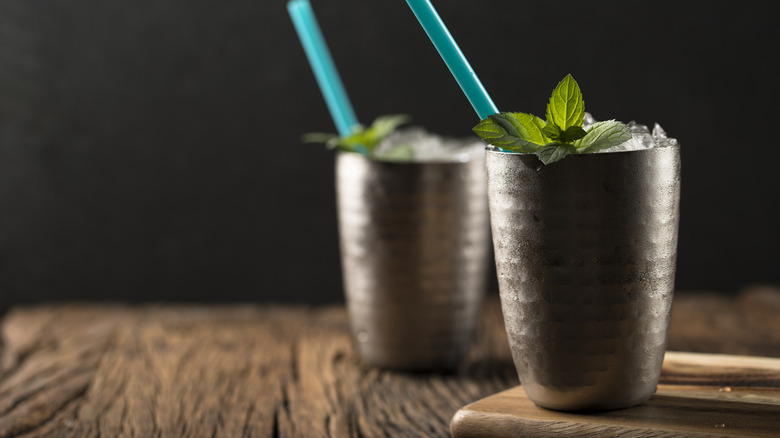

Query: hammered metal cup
[486,145,681,410]
[336,149,490,371]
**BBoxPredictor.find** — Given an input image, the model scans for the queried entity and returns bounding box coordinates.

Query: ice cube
[628,120,651,135]
[652,123,667,138]
[582,112,596,128]
[652,123,679,148]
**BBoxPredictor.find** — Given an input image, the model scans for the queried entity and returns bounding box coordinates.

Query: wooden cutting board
[451,352,780,437]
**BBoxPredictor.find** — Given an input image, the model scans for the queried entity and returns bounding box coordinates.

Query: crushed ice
[588,113,678,153]
[374,127,484,163]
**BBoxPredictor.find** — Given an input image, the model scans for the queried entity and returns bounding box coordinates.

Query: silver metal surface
[486,146,681,410]
[336,151,490,371]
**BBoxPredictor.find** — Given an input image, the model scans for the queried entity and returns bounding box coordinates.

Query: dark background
[1,0,778,309]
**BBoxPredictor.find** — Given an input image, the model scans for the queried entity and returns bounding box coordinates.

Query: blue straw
[288,0,359,137]
[406,0,498,120]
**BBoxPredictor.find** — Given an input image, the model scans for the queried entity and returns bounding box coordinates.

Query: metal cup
[486,145,681,410]
[336,147,490,371]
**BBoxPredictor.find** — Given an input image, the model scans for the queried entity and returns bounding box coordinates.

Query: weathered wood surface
[0,286,779,438]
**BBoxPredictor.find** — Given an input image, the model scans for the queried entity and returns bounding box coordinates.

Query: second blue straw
[406,0,498,120]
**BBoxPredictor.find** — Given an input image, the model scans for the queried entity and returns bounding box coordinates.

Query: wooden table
[1,286,779,437]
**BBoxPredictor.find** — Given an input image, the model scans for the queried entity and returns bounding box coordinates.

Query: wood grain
[451,379,780,438]
[0,286,779,437]
[0,303,515,438]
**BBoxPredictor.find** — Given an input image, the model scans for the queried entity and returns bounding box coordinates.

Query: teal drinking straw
[406,0,498,120]
[288,0,359,137]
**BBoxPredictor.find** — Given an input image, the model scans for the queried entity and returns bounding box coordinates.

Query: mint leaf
[473,112,548,153]
[536,143,576,165]
[509,112,549,146]
[302,132,338,144]
[573,120,632,153]
[302,132,345,150]
[545,74,585,130]
[542,123,562,141]
[473,116,518,147]
[560,125,587,143]
[540,124,585,144]
[367,115,411,144]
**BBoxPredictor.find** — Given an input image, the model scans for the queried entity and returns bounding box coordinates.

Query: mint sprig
[303,114,410,157]
[472,74,631,165]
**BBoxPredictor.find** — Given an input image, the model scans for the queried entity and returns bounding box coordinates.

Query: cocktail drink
[486,126,679,411]
[480,76,681,410]
[406,0,680,410]
[336,129,490,370]
[311,122,491,370]
[288,0,490,371]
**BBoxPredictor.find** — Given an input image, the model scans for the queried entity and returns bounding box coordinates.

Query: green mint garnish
[303,114,410,157]
[545,74,585,131]
[472,74,631,165]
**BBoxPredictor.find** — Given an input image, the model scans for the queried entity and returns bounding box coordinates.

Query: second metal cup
[336,147,490,371]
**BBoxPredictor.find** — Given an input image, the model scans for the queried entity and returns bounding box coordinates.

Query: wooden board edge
[664,352,780,370]
[450,405,739,438]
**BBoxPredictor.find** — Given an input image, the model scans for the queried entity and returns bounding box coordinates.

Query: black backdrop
[1,0,778,308]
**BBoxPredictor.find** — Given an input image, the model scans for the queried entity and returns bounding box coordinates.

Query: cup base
[524,386,655,411]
